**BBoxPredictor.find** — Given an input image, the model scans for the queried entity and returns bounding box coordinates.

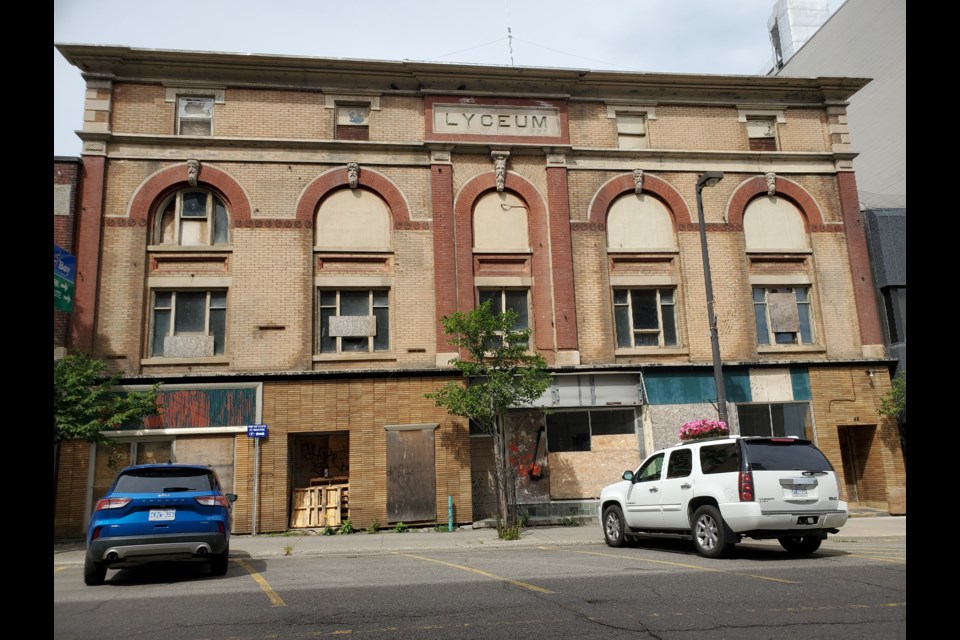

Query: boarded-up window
[176,435,236,493]
[747,117,777,151]
[385,424,437,523]
[336,105,370,140]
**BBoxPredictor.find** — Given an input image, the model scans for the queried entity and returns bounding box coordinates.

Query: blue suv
[84,463,237,585]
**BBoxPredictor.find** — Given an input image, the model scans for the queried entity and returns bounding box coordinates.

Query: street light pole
[695,171,727,423]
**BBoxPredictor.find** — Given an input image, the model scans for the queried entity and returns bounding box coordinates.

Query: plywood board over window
[385,423,438,523]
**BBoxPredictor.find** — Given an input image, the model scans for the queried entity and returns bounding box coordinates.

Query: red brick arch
[295,167,411,225]
[727,175,824,231]
[129,163,252,225]
[588,173,692,227]
[453,172,554,359]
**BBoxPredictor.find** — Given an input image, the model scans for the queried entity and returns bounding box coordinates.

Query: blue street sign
[54,244,76,312]
[247,424,268,438]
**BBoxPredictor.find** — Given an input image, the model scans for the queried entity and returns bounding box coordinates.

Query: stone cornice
[57,44,869,105]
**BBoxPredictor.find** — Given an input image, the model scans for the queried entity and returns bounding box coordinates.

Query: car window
[744,440,833,471]
[114,468,216,493]
[666,449,692,478]
[700,442,740,474]
[635,453,664,482]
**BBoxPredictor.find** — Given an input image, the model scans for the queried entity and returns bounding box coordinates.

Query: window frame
[477,287,531,349]
[317,288,391,354]
[881,286,906,344]
[545,408,636,453]
[752,286,815,346]
[149,289,227,358]
[176,95,214,136]
[154,190,230,247]
[735,402,811,439]
[335,103,371,141]
[746,116,778,151]
[613,287,679,348]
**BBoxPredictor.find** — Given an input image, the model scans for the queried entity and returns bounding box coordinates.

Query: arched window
[743,197,808,252]
[606,193,676,251]
[473,191,529,252]
[154,190,230,246]
[315,188,391,250]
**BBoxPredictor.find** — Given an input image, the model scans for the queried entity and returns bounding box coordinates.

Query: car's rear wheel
[778,535,822,555]
[602,505,626,547]
[210,546,230,576]
[692,505,733,559]
[84,556,107,586]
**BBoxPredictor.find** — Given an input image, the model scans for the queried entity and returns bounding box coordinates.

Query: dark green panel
[645,368,751,405]
[790,367,811,400]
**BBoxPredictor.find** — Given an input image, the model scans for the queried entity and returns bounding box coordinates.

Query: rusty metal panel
[386,428,436,523]
[769,291,800,332]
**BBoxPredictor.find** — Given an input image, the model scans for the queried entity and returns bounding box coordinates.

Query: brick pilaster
[546,166,578,350]
[837,172,884,349]
[69,155,106,351]
[431,163,457,352]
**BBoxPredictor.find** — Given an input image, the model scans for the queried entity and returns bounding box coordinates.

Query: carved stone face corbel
[491,150,510,192]
[347,162,360,189]
[765,172,776,196]
[187,159,200,187]
[633,169,644,194]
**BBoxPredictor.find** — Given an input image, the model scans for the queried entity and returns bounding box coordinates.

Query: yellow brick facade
[54,46,903,540]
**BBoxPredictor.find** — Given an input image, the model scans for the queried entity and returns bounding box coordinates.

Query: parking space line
[54,566,67,574]
[540,547,800,584]
[396,553,556,594]
[846,554,906,564]
[235,559,286,606]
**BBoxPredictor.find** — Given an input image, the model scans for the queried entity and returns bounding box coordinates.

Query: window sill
[140,356,230,365]
[757,344,826,354]
[314,352,396,363]
[615,347,689,356]
[147,245,233,253]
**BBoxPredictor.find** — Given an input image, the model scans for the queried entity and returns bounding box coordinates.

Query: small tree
[54,352,161,444]
[53,352,161,502]
[426,301,552,537]
[879,369,906,460]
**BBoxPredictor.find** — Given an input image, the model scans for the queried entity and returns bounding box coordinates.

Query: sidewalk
[53,515,905,566]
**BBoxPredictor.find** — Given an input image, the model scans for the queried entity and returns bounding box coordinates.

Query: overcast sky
[54,0,842,157]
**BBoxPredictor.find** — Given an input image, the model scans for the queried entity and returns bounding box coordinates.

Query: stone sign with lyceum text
[433,104,561,137]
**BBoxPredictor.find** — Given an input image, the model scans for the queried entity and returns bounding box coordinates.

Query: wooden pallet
[290,484,348,528]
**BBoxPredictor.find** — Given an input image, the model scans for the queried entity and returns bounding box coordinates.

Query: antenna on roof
[507,26,514,66]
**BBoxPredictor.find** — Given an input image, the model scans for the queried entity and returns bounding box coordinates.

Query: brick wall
[232,376,472,533]
[54,440,91,539]
[54,160,79,348]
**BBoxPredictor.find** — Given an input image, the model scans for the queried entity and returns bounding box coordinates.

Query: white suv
[598,435,848,558]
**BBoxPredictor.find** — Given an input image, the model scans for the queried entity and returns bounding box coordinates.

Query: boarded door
[386,424,437,523]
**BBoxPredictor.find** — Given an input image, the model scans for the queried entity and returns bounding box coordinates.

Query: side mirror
[622,471,634,482]
[226,493,238,503]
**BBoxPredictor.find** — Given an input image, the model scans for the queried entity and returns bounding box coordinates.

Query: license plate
[149,509,175,522]
[791,488,808,497]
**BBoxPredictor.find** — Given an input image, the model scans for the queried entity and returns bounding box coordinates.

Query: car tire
[210,547,230,576]
[692,505,733,559]
[778,535,822,555]
[84,556,107,586]
[602,505,627,547]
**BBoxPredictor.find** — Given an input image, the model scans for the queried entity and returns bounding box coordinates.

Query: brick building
[53,44,905,538]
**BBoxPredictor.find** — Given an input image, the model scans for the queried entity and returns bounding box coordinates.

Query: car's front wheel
[602,505,626,547]
[84,556,106,586]
[692,505,733,559]
[778,535,822,555]
[210,546,230,576]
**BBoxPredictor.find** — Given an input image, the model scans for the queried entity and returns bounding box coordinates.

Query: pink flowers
[678,419,729,441]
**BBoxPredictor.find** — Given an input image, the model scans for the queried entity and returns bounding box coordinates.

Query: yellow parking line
[54,566,67,574]
[846,554,906,564]
[235,559,286,606]
[540,547,800,584]
[397,553,555,594]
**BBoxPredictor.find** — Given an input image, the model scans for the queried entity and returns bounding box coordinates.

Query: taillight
[90,526,102,541]
[95,497,132,511]
[739,471,754,502]
[195,495,230,508]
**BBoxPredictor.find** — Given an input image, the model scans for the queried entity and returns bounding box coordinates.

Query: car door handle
[681,483,691,489]
[649,487,658,493]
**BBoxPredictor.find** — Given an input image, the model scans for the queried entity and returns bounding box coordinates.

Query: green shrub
[339,519,354,535]
[561,516,581,527]
[366,519,380,534]
[321,525,335,536]
[393,521,408,533]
